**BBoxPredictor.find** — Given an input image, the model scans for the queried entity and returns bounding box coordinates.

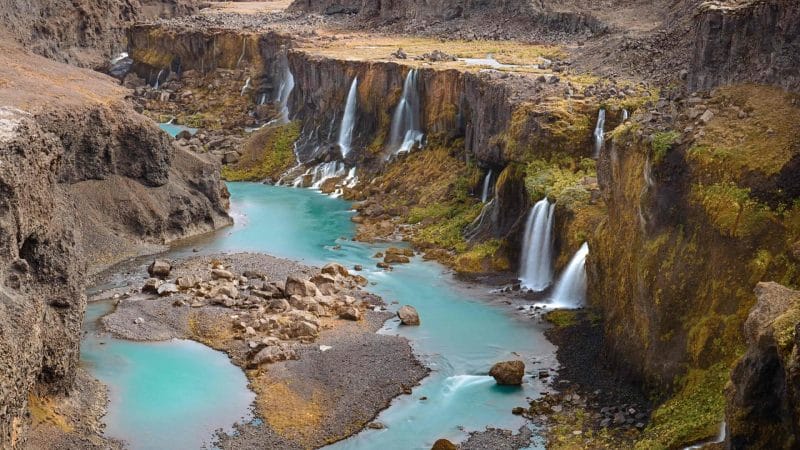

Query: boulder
[397,305,420,325]
[489,360,525,385]
[310,273,338,295]
[147,259,172,278]
[142,278,163,294]
[285,275,319,297]
[291,320,320,338]
[384,254,410,264]
[269,298,291,312]
[322,263,349,277]
[217,284,239,299]
[211,269,235,280]
[386,247,414,257]
[339,306,362,321]
[157,283,179,296]
[176,275,201,290]
[212,295,236,308]
[431,439,457,450]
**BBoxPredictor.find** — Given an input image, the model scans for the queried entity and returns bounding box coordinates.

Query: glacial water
[86,183,556,449]
[159,122,198,137]
[81,302,254,450]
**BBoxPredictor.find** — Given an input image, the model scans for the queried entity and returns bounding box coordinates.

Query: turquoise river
[82,182,557,449]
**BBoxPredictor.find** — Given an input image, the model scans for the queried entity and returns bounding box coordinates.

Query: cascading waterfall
[550,242,589,308]
[274,53,295,123]
[240,77,251,96]
[593,108,606,157]
[153,69,165,89]
[519,199,556,291]
[623,109,629,121]
[259,93,267,105]
[388,69,424,156]
[481,170,493,203]
[337,77,358,158]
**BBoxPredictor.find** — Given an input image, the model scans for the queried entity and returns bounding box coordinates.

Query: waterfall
[388,69,424,156]
[259,93,267,105]
[337,77,358,158]
[236,36,247,68]
[519,199,556,291]
[551,243,589,308]
[240,77,251,96]
[593,109,606,157]
[274,53,295,123]
[622,109,629,121]
[153,69,165,89]
[110,52,128,64]
[481,170,493,203]
[344,167,358,188]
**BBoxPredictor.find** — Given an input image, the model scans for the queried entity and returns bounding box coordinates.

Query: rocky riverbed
[88,252,427,449]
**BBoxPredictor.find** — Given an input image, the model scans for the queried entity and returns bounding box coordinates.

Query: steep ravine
[0,44,230,448]
[120,7,800,448]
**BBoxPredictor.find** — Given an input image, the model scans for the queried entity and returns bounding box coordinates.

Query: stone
[386,247,414,257]
[176,275,201,289]
[397,305,420,325]
[285,275,319,297]
[222,151,239,164]
[353,264,363,271]
[310,273,338,295]
[211,269,235,280]
[613,412,626,425]
[322,263,349,277]
[384,254,410,264]
[147,259,171,278]
[217,284,239,299]
[133,317,144,325]
[367,422,385,429]
[269,298,291,313]
[489,360,525,385]
[157,283,179,296]
[512,406,525,415]
[291,320,319,338]
[431,439,457,450]
[698,109,715,124]
[251,345,297,366]
[339,306,362,321]
[142,278,163,294]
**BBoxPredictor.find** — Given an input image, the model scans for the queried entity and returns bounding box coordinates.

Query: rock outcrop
[689,0,800,93]
[726,282,800,449]
[0,0,196,68]
[0,42,230,447]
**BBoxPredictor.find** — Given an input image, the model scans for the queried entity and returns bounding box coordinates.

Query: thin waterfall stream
[338,77,358,158]
[519,199,556,291]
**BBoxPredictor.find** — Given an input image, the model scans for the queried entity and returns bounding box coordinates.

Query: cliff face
[0,0,195,68]
[591,85,800,447]
[0,43,230,447]
[726,282,800,449]
[689,0,800,93]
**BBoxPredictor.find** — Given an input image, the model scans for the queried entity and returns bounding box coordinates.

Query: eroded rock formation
[0,42,230,447]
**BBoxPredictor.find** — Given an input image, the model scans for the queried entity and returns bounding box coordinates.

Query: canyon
[1,0,799,449]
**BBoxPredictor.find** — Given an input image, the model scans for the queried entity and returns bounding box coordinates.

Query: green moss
[524,158,595,204]
[454,239,510,273]
[221,121,300,182]
[651,131,680,164]
[545,309,579,328]
[635,363,730,450]
[691,182,774,239]
[410,201,483,252]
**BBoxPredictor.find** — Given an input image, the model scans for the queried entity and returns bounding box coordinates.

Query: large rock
[397,305,420,325]
[148,259,172,278]
[322,263,349,277]
[489,360,525,385]
[285,275,319,297]
[726,282,800,448]
[431,439,457,450]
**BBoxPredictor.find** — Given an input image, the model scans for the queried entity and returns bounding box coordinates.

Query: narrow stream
[84,182,556,449]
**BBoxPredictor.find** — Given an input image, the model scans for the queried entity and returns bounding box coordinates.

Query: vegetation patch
[545,309,579,328]
[221,121,300,182]
[454,239,510,273]
[651,131,680,164]
[635,362,729,449]
[691,182,774,239]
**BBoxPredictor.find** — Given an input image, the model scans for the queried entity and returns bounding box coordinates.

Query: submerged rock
[398,305,420,325]
[490,360,525,385]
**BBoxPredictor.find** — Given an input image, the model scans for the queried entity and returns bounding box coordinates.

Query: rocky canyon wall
[0,44,230,447]
[689,0,800,93]
[0,0,195,68]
